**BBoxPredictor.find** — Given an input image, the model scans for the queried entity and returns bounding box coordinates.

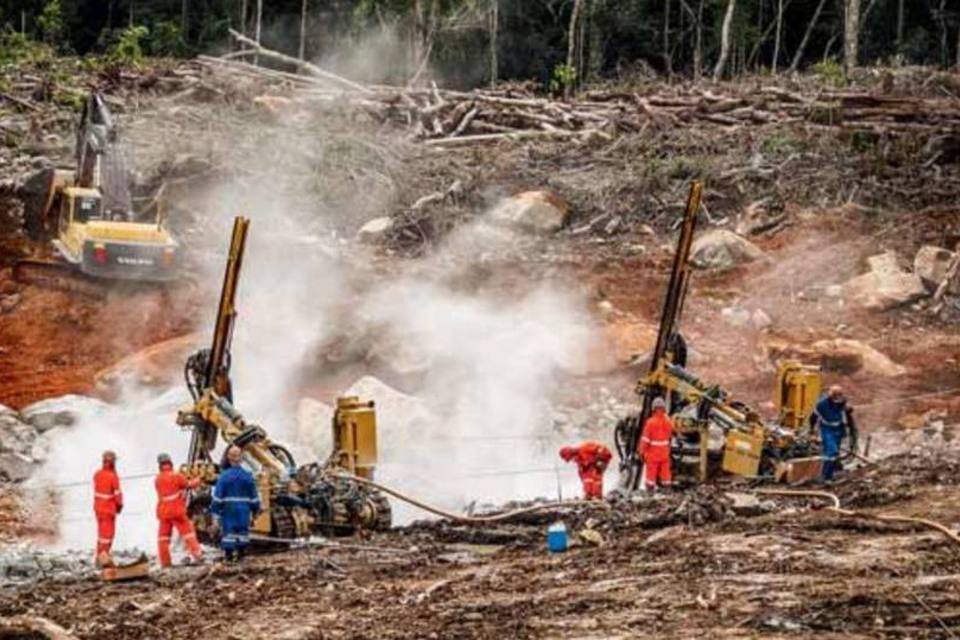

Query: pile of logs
[192,33,960,148]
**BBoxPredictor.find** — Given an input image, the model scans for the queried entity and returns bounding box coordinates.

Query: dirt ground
[2,450,960,639]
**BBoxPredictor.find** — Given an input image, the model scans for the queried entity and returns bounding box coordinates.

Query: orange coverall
[559,441,612,499]
[155,462,203,567]
[93,462,123,557]
[640,408,674,489]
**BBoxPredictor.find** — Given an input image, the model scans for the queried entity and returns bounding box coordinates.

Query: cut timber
[227,29,370,94]
[101,554,150,582]
[423,129,599,147]
[0,616,79,640]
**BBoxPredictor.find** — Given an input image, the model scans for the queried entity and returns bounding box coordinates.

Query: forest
[0,0,957,89]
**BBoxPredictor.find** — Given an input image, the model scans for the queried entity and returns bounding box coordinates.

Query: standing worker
[811,385,857,483]
[211,445,261,562]
[640,397,674,491]
[559,441,612,499]
[155,453,204,568]
[92,450,123,566]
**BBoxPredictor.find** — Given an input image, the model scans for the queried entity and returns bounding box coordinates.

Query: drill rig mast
[615,182,826,489]
[178,217,391,542]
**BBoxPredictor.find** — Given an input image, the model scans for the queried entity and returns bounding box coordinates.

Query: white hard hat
[652,397,666,410]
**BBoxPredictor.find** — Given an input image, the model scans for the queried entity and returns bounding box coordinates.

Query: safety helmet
[157,453,172,466]
[102,450,117,461]
[652,397,667,410]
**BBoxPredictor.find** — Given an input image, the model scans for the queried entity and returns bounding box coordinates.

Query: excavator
[615,182,836,490]
[14,91,178,290]
[178,216,391,543]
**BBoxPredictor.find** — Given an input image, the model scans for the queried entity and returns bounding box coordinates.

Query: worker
[92,450,123,566]
[811,385,856,483]
[640,397,674,491]
[155,453,204,568]
[210,445,261,562]
[558,441,612,499]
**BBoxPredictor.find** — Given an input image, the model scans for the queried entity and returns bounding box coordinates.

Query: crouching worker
[211,445,261,562]
[559,441,612,499]
[155,453,203,567]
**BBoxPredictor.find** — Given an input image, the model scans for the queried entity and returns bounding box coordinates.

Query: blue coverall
[812,396,849,481]
[210,465,261,557]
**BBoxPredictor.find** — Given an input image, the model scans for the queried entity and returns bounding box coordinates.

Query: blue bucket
[547,521,568,553]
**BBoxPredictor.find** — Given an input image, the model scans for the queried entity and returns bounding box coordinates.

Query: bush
[150,21,186,57]
[549,63,576,95]
[813,58,844,88]
[110,25,149,64]
[37,0,64,46]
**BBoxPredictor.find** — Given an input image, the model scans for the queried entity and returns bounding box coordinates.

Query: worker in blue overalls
[810,385,857,483]
[210,444,261,563]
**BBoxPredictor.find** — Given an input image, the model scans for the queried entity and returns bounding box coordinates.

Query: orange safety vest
[155,463,195,520]
[93,465,123,516]
[640,410,674,463]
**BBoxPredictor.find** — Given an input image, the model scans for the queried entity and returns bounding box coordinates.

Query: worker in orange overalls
[92,450,123,566]
[640,397,674,491]
[155,453,204,567]
[559,441,612,499]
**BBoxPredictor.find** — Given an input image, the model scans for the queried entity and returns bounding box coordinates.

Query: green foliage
[37,0,65,46]
[760,132,805,155]
[813,58,844,88]
[110,25,149,65]
[149,21,186,57]
[548,63,576,95]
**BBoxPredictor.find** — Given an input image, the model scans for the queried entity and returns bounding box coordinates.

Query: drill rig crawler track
[178,217,391,545]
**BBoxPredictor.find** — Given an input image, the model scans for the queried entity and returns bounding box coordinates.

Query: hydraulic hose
[752,488,960,547]
[336,473,610,525]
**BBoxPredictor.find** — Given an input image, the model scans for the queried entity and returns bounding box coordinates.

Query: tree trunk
[254,0,263,65]
[957,14,960,68]
[664,0,672,77]
[896,0,904,52]
[788,0,828,71]
[565,0,584,99]
[240,0,248,36]
[937,0,948,67]
[694,0,704,79]
[712,0,736,81]
[181,0,188,36]
[298,0,308,61]
[772,0,783,72]
[128,1,133,27]
[489,0,498,87]
[843,0,861,75]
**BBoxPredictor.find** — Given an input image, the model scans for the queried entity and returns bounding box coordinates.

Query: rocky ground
[0,55,959,638]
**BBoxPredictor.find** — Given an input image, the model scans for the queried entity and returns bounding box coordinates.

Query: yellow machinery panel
[775,361,822,431]
[332,397,378,480]
[722,429,764,477]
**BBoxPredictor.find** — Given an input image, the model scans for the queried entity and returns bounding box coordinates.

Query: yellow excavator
[178,217,391,543]
[615,182,831,489]
[15,91,178,290]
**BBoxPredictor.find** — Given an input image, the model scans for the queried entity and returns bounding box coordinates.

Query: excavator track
[12,259,107,298]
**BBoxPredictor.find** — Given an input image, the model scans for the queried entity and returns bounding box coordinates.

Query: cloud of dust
[33,77,605,553]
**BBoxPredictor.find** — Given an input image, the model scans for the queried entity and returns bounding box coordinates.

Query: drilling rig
[615,182,828,489]
[178,217,391,543]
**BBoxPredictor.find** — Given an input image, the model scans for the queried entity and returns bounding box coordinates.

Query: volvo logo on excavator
[116,256,155,266]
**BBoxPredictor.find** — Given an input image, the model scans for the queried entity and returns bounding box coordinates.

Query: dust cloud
[33,94,604,551]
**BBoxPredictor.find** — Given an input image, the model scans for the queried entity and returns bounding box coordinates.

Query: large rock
[913,245,955,290]
[489,190,569,233]
[356,216,394,243]
[844,251,926,311]
[810,338,906,377]
[0,407,43,482]
[690,229,763,270]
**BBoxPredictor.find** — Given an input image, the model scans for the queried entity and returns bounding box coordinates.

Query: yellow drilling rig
[615,182,835,489]
[178,216,391,543]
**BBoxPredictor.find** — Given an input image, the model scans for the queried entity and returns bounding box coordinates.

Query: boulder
[913,245,955,290]
[356,217,394,243]
[20,398,81,433]
[810,338,906,377]
[489,190,569,233]
[0,409,42,482]
[844,251,926,311]
[690,229,763,270]
[751,309,773,330]
[721,306,751,327]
